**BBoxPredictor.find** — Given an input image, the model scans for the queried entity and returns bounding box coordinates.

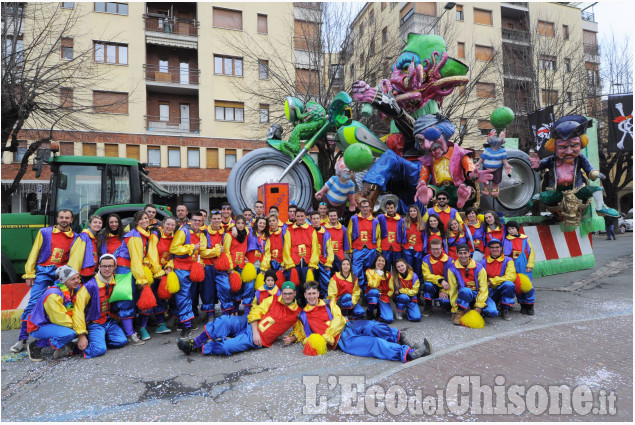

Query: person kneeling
[287,281,431,362]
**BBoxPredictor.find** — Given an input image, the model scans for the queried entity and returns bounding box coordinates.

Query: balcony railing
[581,11,595,22]
[146,115,200,133]
[144,64,200,85]
[584,43,600,55]
[144,15,199,37]
[503,63,532,77]
[502,28,530,43]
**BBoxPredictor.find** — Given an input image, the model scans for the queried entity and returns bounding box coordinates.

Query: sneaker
[395,312,403,321]
[177,338,195,355]
[180,328,192,338]
[155,323,172,334]
[521,304,535,316]
[398,331,420,349]
[127,333,146,346]
[596,206,620,218]
[453,309,465,326]
[501,308,512,321]
[165,316,177,329]
[422,302,433,317]
[27,341,43,362]
[10,339,27,353]
[407,338,432,361]
[139,327,151,340]
[53,343,73,359]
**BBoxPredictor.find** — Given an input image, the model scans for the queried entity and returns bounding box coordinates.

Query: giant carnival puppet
[529,114,619,226]
[350,33,494,211]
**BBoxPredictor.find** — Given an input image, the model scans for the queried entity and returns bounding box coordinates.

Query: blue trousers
[316,263,332,299]
[421,282,451,310]
[352,248,377,292]
[394,293,421,322]
[174,269,195,327]
[19,264,58,340]
[30,324,76,350]
[336,294,366,319]
[513,255,536,305]
[215,271,233,314]
[200,265,217,315]
[285,265,308,306]
[456,287,498,317]
[337,320,410,363]
[331,257,342,273]
[112,266,141,319]
[200,315,259,356]
[489,281,516,307]
[365,289,395,323]
[150,277,168,318]
[190,279,200,314]
[402,249,424,280]
[83,318,127,359]
[382,250,403,272]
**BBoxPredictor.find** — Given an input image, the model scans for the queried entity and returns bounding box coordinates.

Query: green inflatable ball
[343,144,374,172]
[490,107,515,132]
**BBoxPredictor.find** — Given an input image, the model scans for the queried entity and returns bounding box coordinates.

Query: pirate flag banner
[528,106,555,158]
[607,94,633,152]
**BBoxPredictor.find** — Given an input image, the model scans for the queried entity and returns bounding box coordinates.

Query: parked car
[622,212,633,233]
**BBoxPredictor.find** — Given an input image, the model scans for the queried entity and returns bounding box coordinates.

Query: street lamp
[426,2,457,35]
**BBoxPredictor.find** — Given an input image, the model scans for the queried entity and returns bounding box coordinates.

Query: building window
[94,2,128,15]
[382,27,388,44]
[215,101,244,122]
[207,148,219,168]
[94,41,128,65]
[294,20,318,51]
[61,37,73,60]
[586,62,600,86]
[541,89,558,105]
[456,5,463,21]
[225,149,237,168]
[566,92,573,106]
[478,119,491,136]
[259,104,269,123]
[538,20,555,37]
[350,63,354,77]
[564,58,571,73]
[104,144,118,157]
[159,103,169,121]
[370,39,375,55]
[563,25,569,40]
[187,148,200,168]
[459,118,467,136]
[475,45,493,61]
[540,55,556,71]
[474,9,492,26]
[359,23,364,37]
[400,6,413,25]
[296,68,319,96]
[259,60,269,79]
[126,145,140,160]
[62,2,74,9]
[168,148,181,167]
[257,14,268,34]
[93,91,128,114]
[60,142,75,155]
[381,2,386,11]
[214,55,243,76]
[476,82,495,98]
[457,42,465,59]
[147,147,161,166]
[369,9,375,26]
[14,142,27,162]
[213,7,242,30]
[83,143,97,156]
[330,64,343,84]
[158,57,168,73]
[60,88,73,109]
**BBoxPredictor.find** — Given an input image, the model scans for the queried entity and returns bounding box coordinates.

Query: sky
[593,0,634,45]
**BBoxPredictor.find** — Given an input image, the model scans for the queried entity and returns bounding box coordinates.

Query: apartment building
[2,2,322,212]
[342,2,601,150]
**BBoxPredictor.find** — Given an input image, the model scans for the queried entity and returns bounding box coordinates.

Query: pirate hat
[548,115,593,141]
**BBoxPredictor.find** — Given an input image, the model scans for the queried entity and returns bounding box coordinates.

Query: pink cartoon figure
[474,129,513,197]
[315,158,357,213]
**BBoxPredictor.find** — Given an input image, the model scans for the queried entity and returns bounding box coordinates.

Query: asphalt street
[1,234,632,421]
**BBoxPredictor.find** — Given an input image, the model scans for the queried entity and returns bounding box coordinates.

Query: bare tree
[1,2,126,202]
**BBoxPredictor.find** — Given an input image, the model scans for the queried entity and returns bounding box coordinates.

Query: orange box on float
[258,183,289,222]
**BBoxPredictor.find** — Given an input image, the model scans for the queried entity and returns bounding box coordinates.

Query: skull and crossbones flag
[528,106,554,158]
[608,94,633,152]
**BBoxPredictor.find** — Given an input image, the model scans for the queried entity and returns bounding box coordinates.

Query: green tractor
[1,151,173,283]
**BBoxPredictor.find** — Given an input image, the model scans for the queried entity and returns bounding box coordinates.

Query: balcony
[503,63,532,80]
[144,64,199,94]
[146,115,200,134]
[502,28,530,44]
[581,11,595,22]
[584,43,600,55]
[144,15,198,49]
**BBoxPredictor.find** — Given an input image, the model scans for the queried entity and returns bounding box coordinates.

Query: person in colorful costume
[288,281,431,362]
[420,239,452,316]
[503,221,536,316]
[26,265,80,362]
[446,218,471,260]
[346,199,381,292]
[282,208,319,306]
[169,210,213,338]
[223,215,255,316]
[529,114,619,219]
[144,203,162,233]
[327,258,365,319]
[422,214,448,254]
[483,211,505,258]
[254,200,265,219]
[175,204,190,228]
[12,209,77,354]
[220,202,235,232]
[68,215,103,283]
[98,214,124,255]
[246,217,268,272]
[464,208,485,259]
[113,210,162,344]
[201,210,225,322]
[176,281,302,356]
[253,270,281,307]
[73,254,128,358]
[147,217,178,337]
[402,205,427,277]
[427,191,463,230]
[448,244,497,325]
[309,211,334,299]
[260,214,286,273]
[324,208,349,273]
[377,199,405,271]
[364,254,394,322]
[317,202,329,225]
[479,239,517,321]
[393,259,421,322]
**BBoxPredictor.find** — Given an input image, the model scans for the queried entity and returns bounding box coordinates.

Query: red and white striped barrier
[520,224,594,278]
[1,283,31,330]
